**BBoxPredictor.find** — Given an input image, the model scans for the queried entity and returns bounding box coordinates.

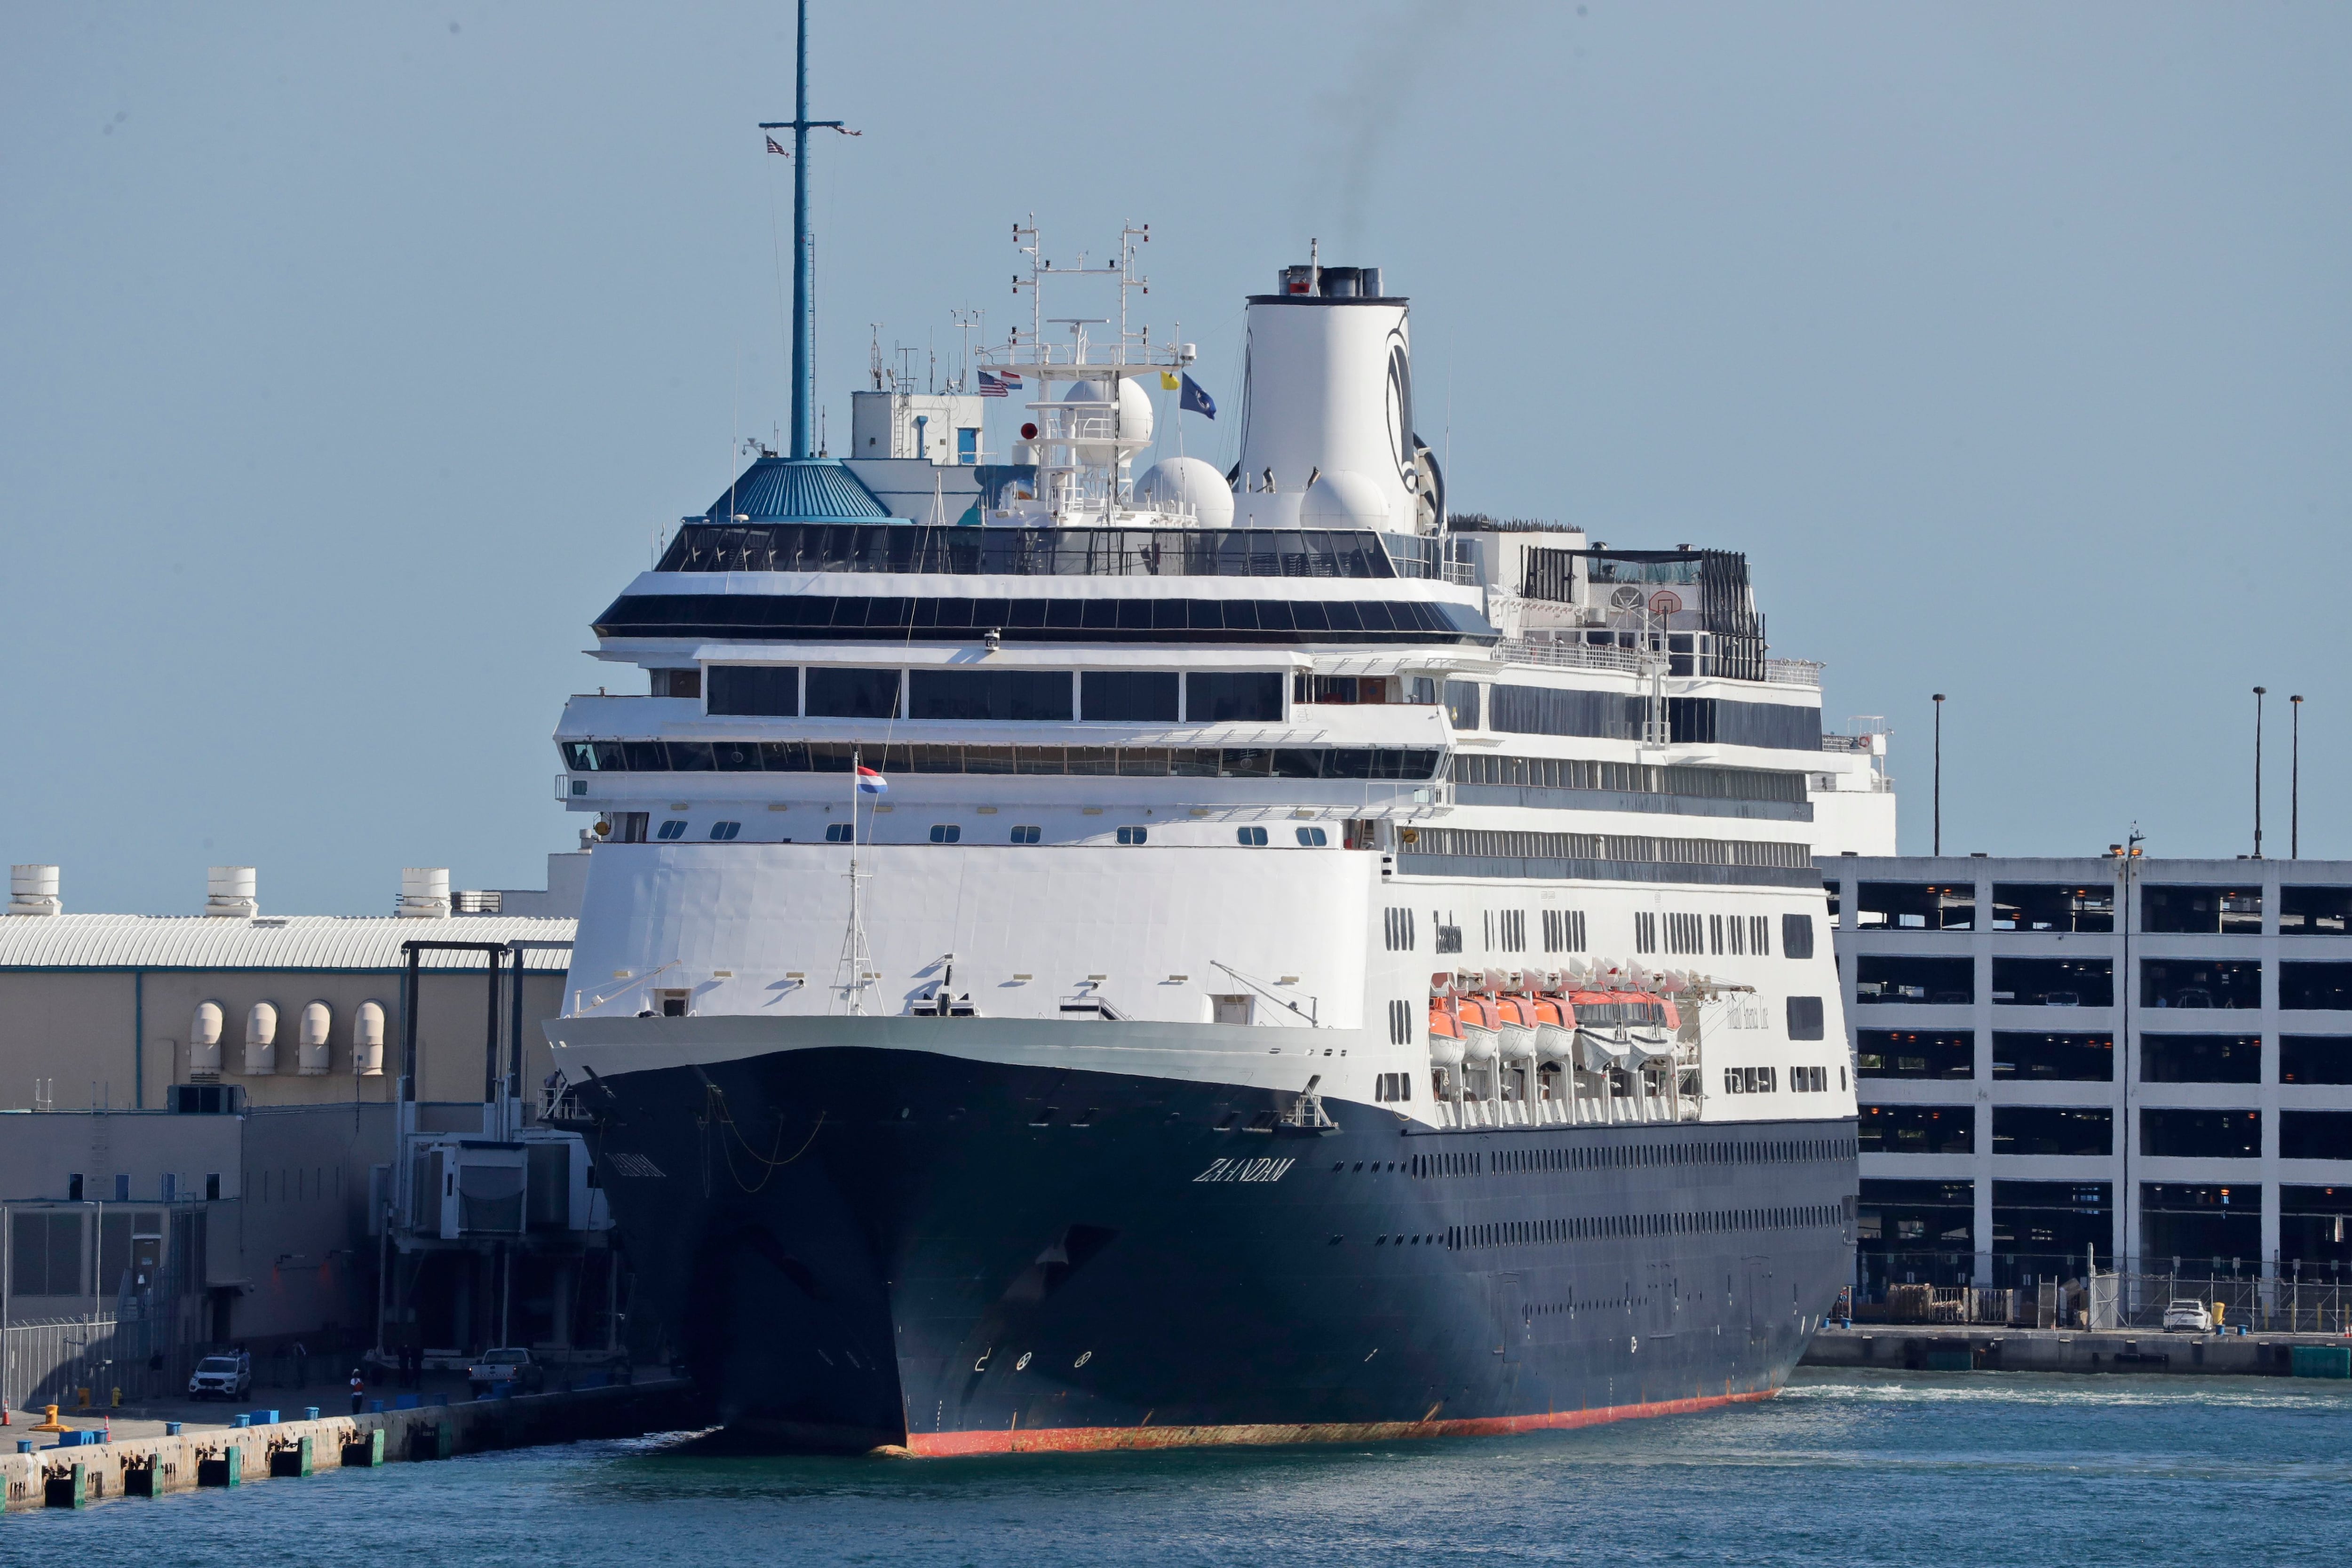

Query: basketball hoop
[1648,590,1683,614]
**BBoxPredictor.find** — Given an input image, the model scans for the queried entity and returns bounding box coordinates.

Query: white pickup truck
[467,1346,546,1396]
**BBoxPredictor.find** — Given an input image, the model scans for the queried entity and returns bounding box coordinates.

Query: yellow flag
[1160,372,1181,390]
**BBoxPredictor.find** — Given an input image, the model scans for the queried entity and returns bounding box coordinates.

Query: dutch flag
[857,765,889,795]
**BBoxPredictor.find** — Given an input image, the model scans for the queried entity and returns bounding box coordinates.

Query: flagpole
[847,745,863,1015]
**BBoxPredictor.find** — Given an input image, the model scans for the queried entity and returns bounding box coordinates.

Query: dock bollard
[304,1405,319,1420]
[234,1413,252,1428]
[370,1398,385,1413]
[16,1441,31,1455]
[166,1421,183,1436]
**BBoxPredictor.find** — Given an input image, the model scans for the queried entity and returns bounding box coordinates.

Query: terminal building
[1829,854,2352,1297]
[0,858,621,1414]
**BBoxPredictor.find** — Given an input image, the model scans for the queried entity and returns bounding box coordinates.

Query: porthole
[1117,826,1149,845]
[824,823,854,843]
[656,820,688,840]
[1237,827,1269,846]
[1295,826,1328,846]
[708,820,741,840]
[929,823,961,844]
[1010,825,1041,844]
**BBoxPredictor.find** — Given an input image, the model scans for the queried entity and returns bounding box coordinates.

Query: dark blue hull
[580,1047,1857,1453]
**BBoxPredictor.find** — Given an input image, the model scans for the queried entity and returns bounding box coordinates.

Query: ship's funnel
[1232,256,1436,533]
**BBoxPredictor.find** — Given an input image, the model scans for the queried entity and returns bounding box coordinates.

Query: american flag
[765,135,788,156]
[977,369,1009,398]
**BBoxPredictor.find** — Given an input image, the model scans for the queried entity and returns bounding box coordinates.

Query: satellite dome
[1299,469,1394,530]
[1063,378,1154,463]
[1136,456,1234,528]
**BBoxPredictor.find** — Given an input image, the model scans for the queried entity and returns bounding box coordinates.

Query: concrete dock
[1802,1325,2352,1377]
[3,1376,703,1512]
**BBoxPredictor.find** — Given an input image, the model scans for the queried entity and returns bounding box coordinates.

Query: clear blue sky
[5,2,2347,914]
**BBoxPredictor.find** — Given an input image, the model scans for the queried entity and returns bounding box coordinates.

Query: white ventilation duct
[207,866,258,919]
[398,868,451,919]
[297,1001,332,1075]
[353,1000,386,1077]
[243,1001,278,1075]
[8,865,60,916]
[190,1002,225,1080]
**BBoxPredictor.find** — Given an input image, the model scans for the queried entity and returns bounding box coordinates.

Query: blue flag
[1179,373,1216,419]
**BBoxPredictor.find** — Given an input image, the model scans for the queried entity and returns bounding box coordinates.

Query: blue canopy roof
[704,457,893,523]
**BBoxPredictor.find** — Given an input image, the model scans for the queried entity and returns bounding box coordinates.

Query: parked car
[188,1351,252,1401]
[467,1346,545,1396]
[2161,1298,2214,1332]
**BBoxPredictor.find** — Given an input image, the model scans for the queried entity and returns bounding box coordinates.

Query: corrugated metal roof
[703,457,891,523]
[0,914,576,972]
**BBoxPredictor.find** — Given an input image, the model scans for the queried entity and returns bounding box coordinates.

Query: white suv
[188,1352,252,1400]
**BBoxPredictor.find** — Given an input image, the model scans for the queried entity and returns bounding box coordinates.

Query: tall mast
[759,0,846,460]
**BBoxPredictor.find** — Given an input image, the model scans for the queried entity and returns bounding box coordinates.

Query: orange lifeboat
[1427,1004,1466,1068]
[1569,989,1629,1071]
[1530,994,1574,1062]
[1456,995,1501,1065]
[1494,995,1538,1061]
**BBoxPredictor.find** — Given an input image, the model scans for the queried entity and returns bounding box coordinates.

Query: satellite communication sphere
[1135,456,1235,528]
[1299,469,1394,530]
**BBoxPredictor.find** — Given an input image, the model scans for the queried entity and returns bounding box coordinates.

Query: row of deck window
[566,740,1445,781]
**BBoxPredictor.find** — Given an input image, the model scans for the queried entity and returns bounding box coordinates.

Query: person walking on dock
[349,1368,366,1415]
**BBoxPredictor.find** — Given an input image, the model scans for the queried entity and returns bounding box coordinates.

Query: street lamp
[2290,695,2303,860]
[1932,694,1946,857]
[2253,687,2266,860]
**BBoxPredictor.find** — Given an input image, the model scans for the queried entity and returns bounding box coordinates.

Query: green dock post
[198,1447,243,1488]
[342,1427,385,1467]
[270,1435,314,1477]
[2290,1344,2352,1378]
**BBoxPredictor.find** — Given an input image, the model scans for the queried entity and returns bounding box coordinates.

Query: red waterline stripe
[901,1386,1777,1457]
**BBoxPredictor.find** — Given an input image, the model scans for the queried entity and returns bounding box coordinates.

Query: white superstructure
[547,235,1885,1138]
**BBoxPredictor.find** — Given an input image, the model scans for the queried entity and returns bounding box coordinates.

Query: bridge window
[1185,672,1284,723]
[1081,670,1178,722]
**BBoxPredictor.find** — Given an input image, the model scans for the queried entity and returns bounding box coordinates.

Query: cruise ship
[541,25,1879,1453]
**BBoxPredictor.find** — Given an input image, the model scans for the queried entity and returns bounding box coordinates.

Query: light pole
[2290,695,2303,859]
[2253,687,2267,860]
[1932,694,1946,856]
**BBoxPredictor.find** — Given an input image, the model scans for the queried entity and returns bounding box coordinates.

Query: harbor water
[14,1370,2349,1562]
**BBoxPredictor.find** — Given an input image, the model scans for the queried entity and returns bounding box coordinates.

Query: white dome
[1063,378,1153,463]
[1135,456,1234,528]
[1299,469,1395,530]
